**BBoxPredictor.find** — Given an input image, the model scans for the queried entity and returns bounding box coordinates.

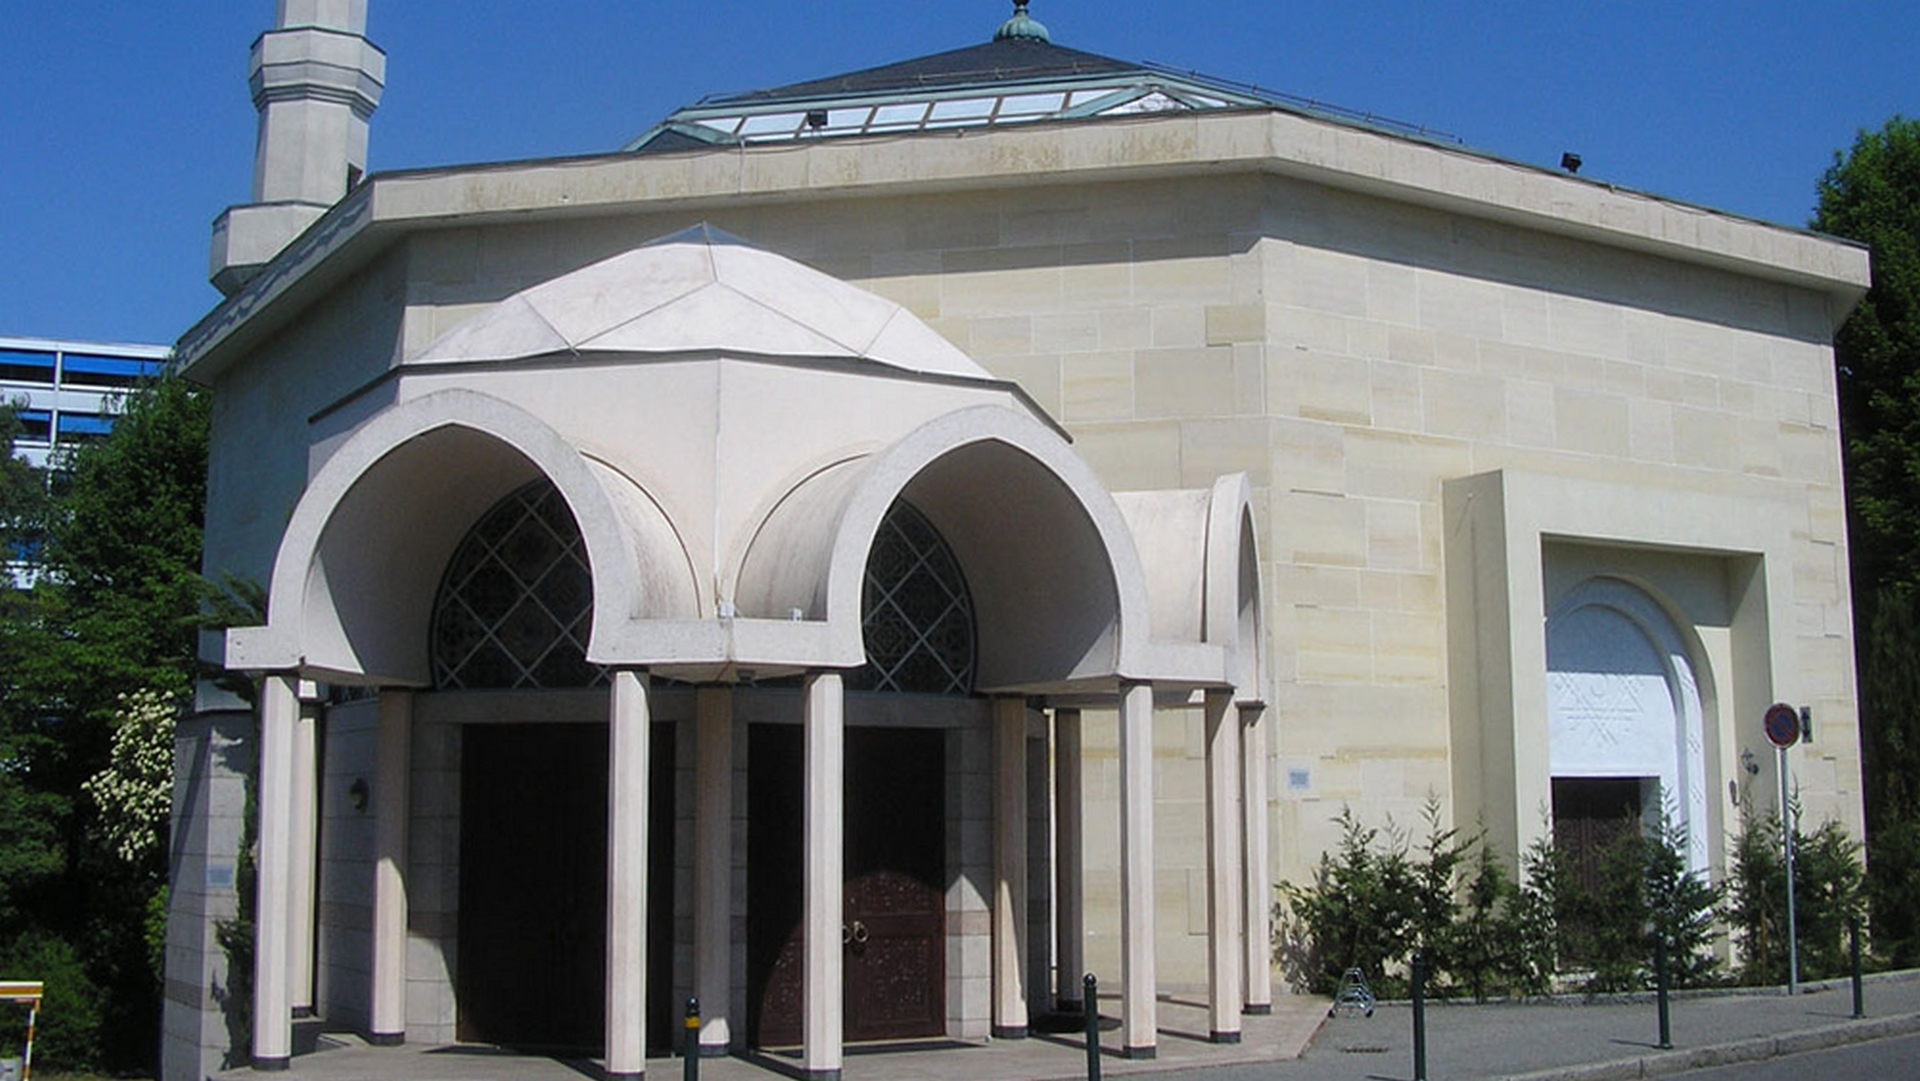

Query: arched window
[850,501,975,695]
[431,480,603,689]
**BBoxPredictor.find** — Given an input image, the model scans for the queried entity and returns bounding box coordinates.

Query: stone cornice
[177,107,1871,380]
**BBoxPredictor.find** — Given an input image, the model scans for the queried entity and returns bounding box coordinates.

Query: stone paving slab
[213,972,1920,1081]
[213,993,1327,1081]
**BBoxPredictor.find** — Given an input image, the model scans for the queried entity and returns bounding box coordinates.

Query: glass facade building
[0,336,170,469]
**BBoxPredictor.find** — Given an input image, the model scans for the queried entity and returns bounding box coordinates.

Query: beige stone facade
[165,10,1869,1079]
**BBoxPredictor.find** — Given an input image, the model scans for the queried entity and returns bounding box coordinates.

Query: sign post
[0,982,43,1081]
[1764,702,1801,994]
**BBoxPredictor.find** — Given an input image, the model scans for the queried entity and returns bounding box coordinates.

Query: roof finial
[994,0,1051,43]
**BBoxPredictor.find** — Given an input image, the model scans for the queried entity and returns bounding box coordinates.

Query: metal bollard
[1851,916,1865,1019]
[1084,972,1101,1081]
[1655,932,1672,1050]
[1411,951,1428,1081]
[684,996,700,1081]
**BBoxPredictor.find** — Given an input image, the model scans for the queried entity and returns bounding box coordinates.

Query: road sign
[1765,702,1801,749]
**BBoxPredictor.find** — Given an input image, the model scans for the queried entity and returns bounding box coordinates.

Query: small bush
[0,932,104,1072]
[1281,802,1720,998]
[1726,799,1865,983]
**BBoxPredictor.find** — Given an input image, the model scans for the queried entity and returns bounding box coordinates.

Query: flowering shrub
[82,688,177,866]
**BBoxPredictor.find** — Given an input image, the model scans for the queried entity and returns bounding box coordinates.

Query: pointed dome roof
[416,224,990,380]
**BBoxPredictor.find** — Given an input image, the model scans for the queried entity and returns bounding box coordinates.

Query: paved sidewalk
[215,971,1920,1081]
[1166,969,1920,1081]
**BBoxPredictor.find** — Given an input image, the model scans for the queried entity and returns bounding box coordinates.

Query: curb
[1495,1010,1920,1081]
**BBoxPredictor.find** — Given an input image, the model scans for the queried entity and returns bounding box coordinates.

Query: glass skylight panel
[998,92,1066,115]
[872,102,929,127]
[693,116,743,136]
[1106,92,1186,115]
[739,112,804,137]
[827,107,872,130]
[928,97,995,121]
[1067,89,1113,107]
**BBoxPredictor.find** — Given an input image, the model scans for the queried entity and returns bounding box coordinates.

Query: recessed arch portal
[1546,576,1710,875]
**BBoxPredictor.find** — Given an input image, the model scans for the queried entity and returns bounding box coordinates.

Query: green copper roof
[995,1,1051,43]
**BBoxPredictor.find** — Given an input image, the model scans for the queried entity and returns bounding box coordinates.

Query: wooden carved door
[747,724,946,1046]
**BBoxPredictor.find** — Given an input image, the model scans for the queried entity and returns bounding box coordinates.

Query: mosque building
[164,4,1870,1079]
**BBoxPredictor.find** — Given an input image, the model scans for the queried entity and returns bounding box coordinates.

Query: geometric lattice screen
[431,480,606,690]
[849,500,975,696]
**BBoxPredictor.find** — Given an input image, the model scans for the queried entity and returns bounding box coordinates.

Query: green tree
[1814,115,1920,965]
[0,378,212,1073]
[0,404,63,930]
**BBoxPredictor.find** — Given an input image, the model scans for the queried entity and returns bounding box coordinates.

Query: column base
[698,1043,730,1058]
[367,1031,404,1047]
[251,1056,291,1071]
[1244,1002,1273,1015]
[991,1024,1029,1039]
[798,1071,841,1081]
[605,1072,644,1081]
[1124,1045,1157,1060]
[1209,1030,1242,1044]
[290,1006,315,1019]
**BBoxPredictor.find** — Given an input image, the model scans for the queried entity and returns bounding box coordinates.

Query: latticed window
[431,480,605,689]
[849,501,975,695]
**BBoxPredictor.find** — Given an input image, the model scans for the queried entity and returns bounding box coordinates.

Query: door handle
[842,923,852,945]
[851,920,870,945]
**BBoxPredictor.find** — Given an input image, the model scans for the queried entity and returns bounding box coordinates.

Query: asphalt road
[1659,1030,1920,1080]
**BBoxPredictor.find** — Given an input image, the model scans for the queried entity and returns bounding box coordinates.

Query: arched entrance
[1546,577,1711,882]
[437,480,675,1052]
[747,500,970,1046]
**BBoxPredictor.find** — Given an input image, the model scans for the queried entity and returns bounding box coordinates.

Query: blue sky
[2,1,1915,346]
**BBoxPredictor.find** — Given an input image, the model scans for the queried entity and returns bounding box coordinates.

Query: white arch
[226,388,698,683]
[1205,473,1266,705]
[732,405,1157,685]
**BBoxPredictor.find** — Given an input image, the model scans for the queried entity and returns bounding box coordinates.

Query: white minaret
[211,0,385,294]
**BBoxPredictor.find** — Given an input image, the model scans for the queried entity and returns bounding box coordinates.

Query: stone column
[992,697,1029,1038]
[252,673,300,1070]
[803,672,845,1081]
[370,690,412,1044]
[1203,690,1243,1043]
[1241,702,1273,1014]
[1117,681,1157,1058]
[694,686,734,1055]
[287,697,321,1018]
[606,671,651,1079]
[1053,708,1085,1010]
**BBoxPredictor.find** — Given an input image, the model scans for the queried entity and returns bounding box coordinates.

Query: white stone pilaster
[287,699,320,1017]
[694,686,734,1054]
[803,673,845,1080]
[1241,703,1273,1013]
[1117,681,1157,1058]
[607,671,651,1079]
[370,690,412,1043]
[1053,708,1085,1009]
[1203,689,1243,1042]
[252,673,299,1069]
[992,697,1029,1037]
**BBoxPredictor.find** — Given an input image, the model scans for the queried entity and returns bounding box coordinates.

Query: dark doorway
[747,723,947,1047]
[1552,776,1649,894]
[456,721,674,1052]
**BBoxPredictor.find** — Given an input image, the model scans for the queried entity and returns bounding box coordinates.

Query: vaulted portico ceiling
[624,1,1454,155]
[414,223,993,382]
